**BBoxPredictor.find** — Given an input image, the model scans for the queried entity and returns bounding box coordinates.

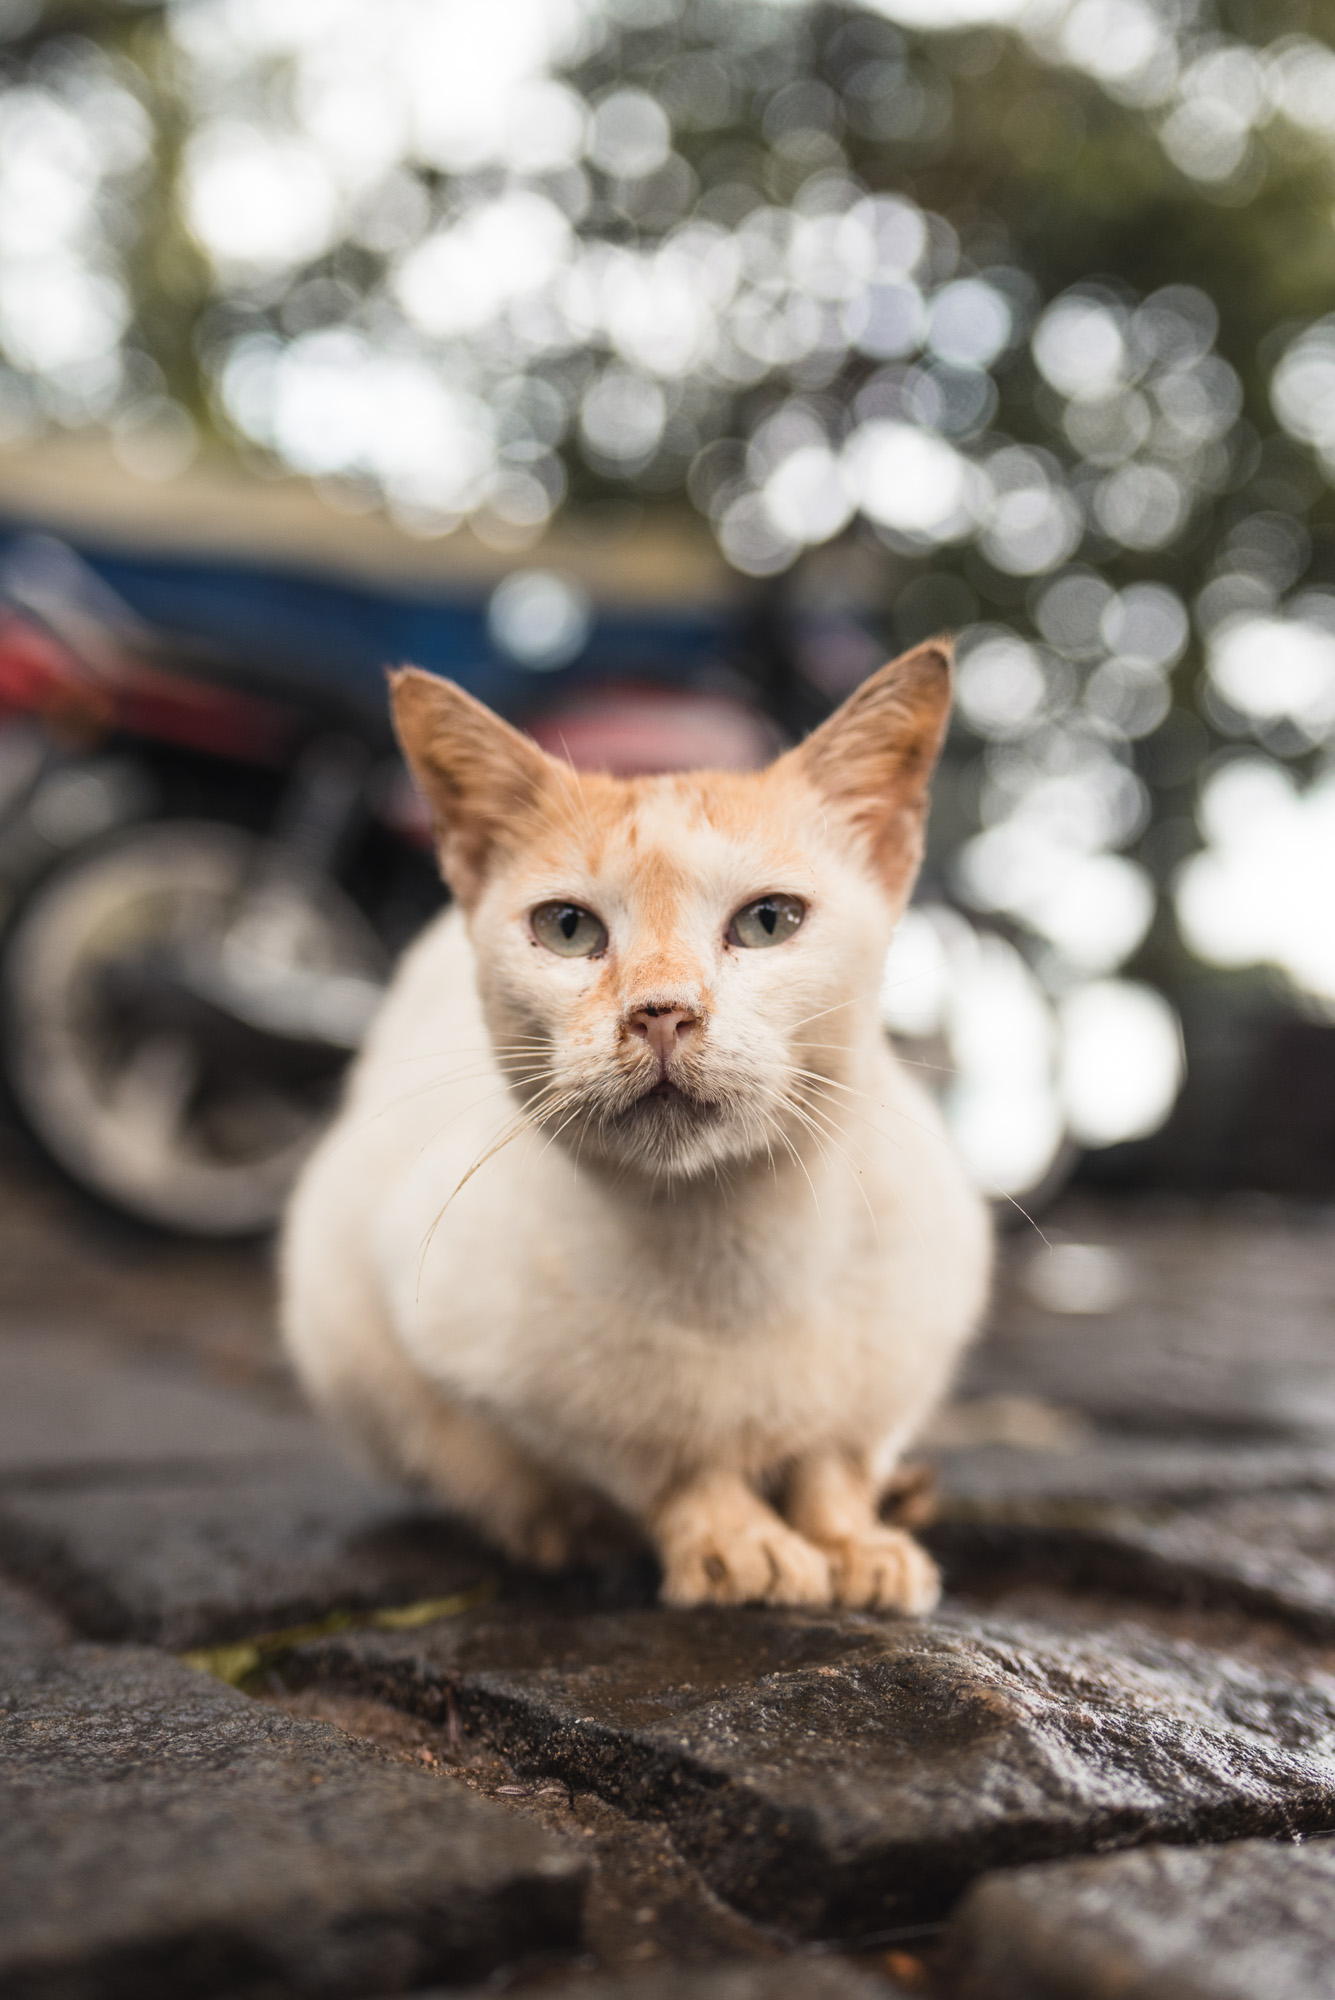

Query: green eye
[728,895,806,950]
[531,901,608,958]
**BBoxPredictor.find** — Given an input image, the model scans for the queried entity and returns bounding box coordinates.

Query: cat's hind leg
[785,1450,940,1614]
[357,1370,619,1571]
[283,1225,611,1570]
[652,1467,833,1607]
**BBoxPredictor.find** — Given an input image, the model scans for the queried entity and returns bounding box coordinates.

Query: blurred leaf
[181,1579,499,1689]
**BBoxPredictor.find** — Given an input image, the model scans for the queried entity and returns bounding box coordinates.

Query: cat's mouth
[632,1077,718,1114]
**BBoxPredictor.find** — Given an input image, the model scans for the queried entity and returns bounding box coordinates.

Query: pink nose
[627,1005,699,1070]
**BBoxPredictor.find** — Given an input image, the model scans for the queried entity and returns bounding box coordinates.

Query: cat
[281,639,991,1612]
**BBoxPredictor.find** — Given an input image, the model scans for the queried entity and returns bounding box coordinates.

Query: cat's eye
[728,895,806,950]
[531,901,608,958]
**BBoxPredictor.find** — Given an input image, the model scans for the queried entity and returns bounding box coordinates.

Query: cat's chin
[550,1082,757,1182]
[641,1078,703,1106]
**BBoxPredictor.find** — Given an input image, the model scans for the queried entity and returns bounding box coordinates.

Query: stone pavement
[2,1122,1335,1998]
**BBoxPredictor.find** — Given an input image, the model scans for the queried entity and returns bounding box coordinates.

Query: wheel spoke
[107,1034,200,1163]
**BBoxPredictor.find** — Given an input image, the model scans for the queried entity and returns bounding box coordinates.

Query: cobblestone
[286,1600,1335,1935]
[0,1468,498,1648]
[0,1574,70,1654]
[5,1163,1335,1996]
[968,1199,1335,1442]
[931,1488,1335,1640]
[947,1835,1335,2000]
[0,1331,325,1484]
[444,1964,914,1999]
[0,1642,585,2000]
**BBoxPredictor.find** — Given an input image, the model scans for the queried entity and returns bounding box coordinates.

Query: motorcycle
[0,532,1133,1236]
[0,534,766,1234]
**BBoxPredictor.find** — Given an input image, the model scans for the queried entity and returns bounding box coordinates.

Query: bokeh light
[1176,760,1335,1015]
[4,0,1335,1191]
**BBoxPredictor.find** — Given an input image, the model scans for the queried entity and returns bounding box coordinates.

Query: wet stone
[969,1201,1335,1443]
[286,1603,1335,1938]
[0,1333,327,1485]
[928,1436,1335,1511]
[442,1961,912,2000]
[930,1486,1335,1639]
[0,1468,503,1649]
[0,1642,585,2000]
[0,1574,70,1655]
[947,1834,1335,2000]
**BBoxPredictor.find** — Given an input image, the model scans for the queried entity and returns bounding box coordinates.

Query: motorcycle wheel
[0,820,384,1236]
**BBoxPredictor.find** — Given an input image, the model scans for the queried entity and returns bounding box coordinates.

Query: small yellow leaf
[180,1578,499,1685]
[181,1643,262,1687]
[370,1581,498,1631]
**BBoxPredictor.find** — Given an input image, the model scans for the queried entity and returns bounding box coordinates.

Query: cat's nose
[627,1005,699,1070]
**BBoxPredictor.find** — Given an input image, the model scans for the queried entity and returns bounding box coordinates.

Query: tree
[3,0,1335,1180]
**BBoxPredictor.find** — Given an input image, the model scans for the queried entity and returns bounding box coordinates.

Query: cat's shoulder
[351,904,478,1089]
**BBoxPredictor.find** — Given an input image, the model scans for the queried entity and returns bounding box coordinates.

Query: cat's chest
[403,1152,861,1348]
[400,1189,893,1430]
[418,1256,884,1470]
[380,1108,955,1478]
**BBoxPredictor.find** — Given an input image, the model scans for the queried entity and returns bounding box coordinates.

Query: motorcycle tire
[0,819,384,1236]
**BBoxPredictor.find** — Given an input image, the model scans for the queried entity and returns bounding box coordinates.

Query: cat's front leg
[652,1466,833,1607]
[785,1451,940,1615]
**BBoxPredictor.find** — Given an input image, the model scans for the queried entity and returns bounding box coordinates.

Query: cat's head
[391,643,951,1183]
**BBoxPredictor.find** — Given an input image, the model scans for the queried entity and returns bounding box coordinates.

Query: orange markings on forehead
[629,841,687,921]
[604,824,699,998]
[507,763,823,961]
[395,643,945,920]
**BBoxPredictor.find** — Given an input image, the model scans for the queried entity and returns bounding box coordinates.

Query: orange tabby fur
[281,642,991,1610]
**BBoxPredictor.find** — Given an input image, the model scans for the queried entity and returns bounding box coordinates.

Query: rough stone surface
[0,1641,585,1999]
[8,1168,1335,1997]
[947,1835,1335,2000]
[0,1469,505,1648]
[928,1437,1335,1510]
[931,1487,1335,1638]
[0,1574,70,1654]
[968,1201,1335,1442]
[0,1124,274,1366]
[0,1333,326,1484]
[288,1602,1335,1937]
[442,1963,912,1999]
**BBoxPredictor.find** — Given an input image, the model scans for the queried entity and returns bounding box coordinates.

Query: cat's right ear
[389,667,552,906]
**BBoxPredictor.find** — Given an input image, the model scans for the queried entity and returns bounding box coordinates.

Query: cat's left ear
[784,639,953,901]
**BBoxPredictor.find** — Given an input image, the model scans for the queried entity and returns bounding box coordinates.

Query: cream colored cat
[281,640,991,1612]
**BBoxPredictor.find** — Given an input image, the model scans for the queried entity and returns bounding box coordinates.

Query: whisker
[790,1072,910,1158]
[789,1065,896,1109]
[373,1039,554,1069]
[786,1085,890,1237]
[787,1074,931,1251]
[787,985,882,1033]
[365,1063,556,1127]
[772,1119,821,1220]
[795,1039,955,1076]
[414,1077,583,1294]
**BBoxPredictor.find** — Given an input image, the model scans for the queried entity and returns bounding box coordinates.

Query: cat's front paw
[661,1519,833,1607]
[826,1527,940,1614]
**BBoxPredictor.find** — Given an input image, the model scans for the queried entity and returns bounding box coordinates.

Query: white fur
[282,729,992,1610]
